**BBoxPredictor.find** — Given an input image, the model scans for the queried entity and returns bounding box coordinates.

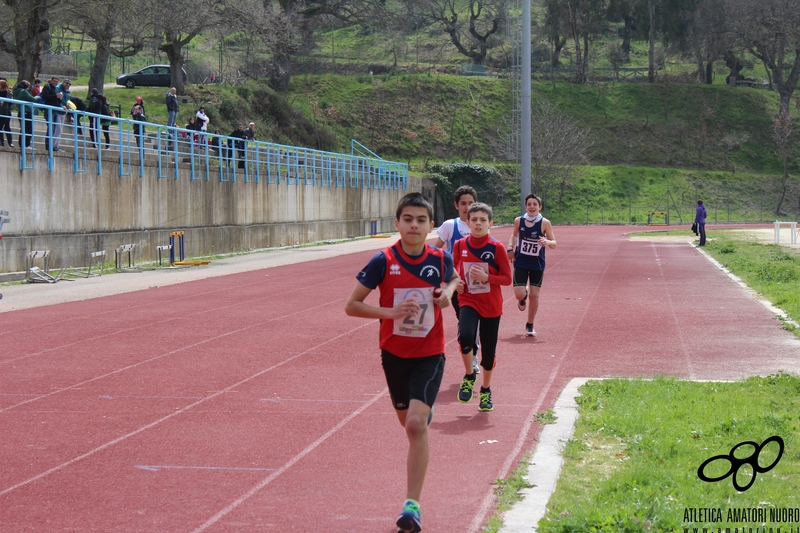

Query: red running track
[2,226,799,532]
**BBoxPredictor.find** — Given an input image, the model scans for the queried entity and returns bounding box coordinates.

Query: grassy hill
[99,74,798,225]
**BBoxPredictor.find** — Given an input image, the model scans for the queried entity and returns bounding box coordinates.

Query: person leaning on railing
[0,79,13,147]
[12,80,37,151]
[86,88,102,148]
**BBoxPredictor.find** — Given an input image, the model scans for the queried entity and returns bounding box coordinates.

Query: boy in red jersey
[453,203,512,411]
[345,192,459,533]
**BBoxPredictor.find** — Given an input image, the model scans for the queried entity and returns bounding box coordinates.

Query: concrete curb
[498,377,589,533]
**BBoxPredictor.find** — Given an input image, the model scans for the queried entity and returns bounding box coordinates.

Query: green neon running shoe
[458,374,476,403]
[478,388,493,411]
[396,499,422,533]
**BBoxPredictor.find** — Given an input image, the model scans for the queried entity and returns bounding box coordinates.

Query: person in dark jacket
[230,123,246,169]
[40,76,66,152]
[98,95,112,147]
[210,129,229,166]
[0,79,13,147]
[70,96,87,137]
[165,87,179,133]
[87,88,103,148]
[12,80,37,150]
[695,200,707,246]
[130,96,145,148]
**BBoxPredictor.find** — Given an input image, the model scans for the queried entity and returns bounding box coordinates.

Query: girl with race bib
[507,194,557,337]
[345,193,458,533]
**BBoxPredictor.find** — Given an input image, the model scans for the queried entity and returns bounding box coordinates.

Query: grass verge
[537,376,800,533]
[701,232,800,335]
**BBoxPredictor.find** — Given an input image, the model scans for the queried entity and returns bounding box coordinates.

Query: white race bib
[393,287,435,337]
[463,262,490,294]
[520,238,541,257]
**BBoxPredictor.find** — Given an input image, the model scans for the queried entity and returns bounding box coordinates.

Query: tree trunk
[271,56,292,90]
[88,40,111,97]
[648,0,656,83]
[162,42,186,95]
[5,0,50,82]
[621,16,634,55]
[568,3,583,83]
[705,62,713,85]
[551,37,566,68]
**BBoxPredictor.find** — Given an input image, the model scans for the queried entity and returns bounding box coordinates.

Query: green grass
[702,233,800,333]
[537,376,800,533]
[546,165,798,226]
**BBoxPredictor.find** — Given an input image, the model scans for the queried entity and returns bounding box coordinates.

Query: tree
[0,0,60,82]
[529,100,592,205]
[725,0,800,118]
[418,0,505,65]
[681,0,729,83]
[606,0,636,55]
[60,0,145,96]
[772,114,796,215]
[150,0,224,94]
[546,0,608,83]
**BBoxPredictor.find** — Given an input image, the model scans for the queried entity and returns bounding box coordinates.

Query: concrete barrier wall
[0,151,429,273]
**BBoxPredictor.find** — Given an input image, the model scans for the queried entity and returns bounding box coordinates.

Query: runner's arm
[345,282,421,321]
[507,218,520,260]
[539,219,557,249]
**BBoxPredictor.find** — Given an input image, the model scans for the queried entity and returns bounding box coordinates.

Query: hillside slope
[285,74,787,175]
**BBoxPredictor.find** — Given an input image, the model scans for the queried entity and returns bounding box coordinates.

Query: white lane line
[467,236,621,533]
[189,388,387,533]
[498,377,588,533]
[0,320,376,496]
[0,298,348,413]
[651,242,697,380]
[135,465,275,472]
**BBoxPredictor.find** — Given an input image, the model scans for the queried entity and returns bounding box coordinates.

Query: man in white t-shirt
[434,185,480,373]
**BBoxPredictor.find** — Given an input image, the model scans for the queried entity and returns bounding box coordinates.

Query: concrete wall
[0,150,430,273]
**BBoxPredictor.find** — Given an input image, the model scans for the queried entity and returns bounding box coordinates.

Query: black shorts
[381,350,445,410]
[514,267,544,288]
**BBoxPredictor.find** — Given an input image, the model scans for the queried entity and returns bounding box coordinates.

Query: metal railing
[0,96,408,190]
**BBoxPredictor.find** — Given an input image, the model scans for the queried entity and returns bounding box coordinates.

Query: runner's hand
[387,297,421,320]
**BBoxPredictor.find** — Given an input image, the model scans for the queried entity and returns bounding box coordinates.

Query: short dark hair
[697,200,704,205]
[467,202,493,221]
[525,193,543,208]
[396,192,434,221]
[454,185,478,204]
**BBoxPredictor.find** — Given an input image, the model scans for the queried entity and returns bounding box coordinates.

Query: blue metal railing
[0,96,408,190]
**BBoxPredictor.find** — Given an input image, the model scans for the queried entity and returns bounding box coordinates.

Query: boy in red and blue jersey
[345,192,458,533]
[453,203,512,411]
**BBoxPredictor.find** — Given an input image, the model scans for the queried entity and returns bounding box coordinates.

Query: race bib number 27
[393,287,435,337]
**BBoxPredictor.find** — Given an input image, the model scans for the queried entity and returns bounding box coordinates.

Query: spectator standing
[695,200,707,247]
[195,107,209,144]
[230,123,246,169]
[244,122,255,141]
[30,78,41,115]
[41,76,66,152]
[55,79,72,147]
[12,80,36,151]
[99,95,112,147]
[210,129,229,166]
[86,88,103,148]
[130,96,146,148]
[0,79,12,147]
[165,87,179,134]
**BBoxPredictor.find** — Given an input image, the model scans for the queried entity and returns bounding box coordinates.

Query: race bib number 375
[393,287,435,337]
[520,238,541,257]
